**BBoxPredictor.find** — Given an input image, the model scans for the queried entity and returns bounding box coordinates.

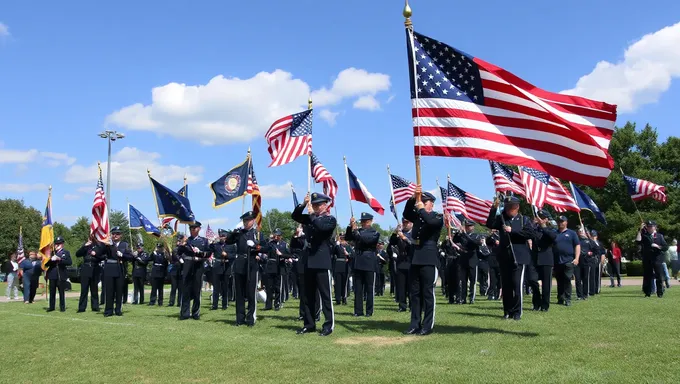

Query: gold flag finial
[403,0,413,27]
[308,95,313,110]
[147,168,151,176]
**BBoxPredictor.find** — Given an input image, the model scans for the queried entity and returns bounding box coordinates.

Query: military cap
[156,242,164,248]
[421,191,436,202]
[240,211,255,221]
[111,226,122,234]
[310,192,331,204]
[136,241,144,247]
[504,196,521,205]
[360,212,374,221]
[54,236,65,244]
[218,229,228,237]
[590,230,598,237]
[464,219,475,227]
[176,233,185,240]
[556,215,568,222]
[273,228,283,236]
[189,221,202,228]
[401,217,411,223]
[646,220,657,226]
[537,209,552,220]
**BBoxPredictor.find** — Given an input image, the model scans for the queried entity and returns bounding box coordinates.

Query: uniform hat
[310,192,331,204]
[156,242,164,248]
[464,219,475,227]
[54,236,65,244]
[218,229,228,237]
[360,212,374,221]
[421,192,436,202]
[556,215,568,222]
[504,196,521,205]
[273,228,282,236]
[111,226,122,234]
[646,220,657,226]
[176,233,185,240]
[136,241,144,247]
[240,211,255,221]
[537,209,552,220]
[590,230,598,237]
[189,221,202,228]
[401,217,411,223]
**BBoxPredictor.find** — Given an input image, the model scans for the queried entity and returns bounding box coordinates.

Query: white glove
[132,251,139,256]
[392,253,398,259]
[179,258,185,264]
[51,256,58,261]
[117,251,123,257]
[192,247,200,253]
[247,240,255,247]
[440,252,445,256]
[276,249,282,256]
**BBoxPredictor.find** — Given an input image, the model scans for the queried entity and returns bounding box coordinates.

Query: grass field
[1,282,679,383]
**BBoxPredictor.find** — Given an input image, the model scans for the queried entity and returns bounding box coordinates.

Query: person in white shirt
[669,239,678,280]
[4,253,20,300]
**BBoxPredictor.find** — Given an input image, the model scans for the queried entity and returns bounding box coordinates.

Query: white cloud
[561,21,680,113]
[0,148,75,167]
[0,23,9,38]
[41,152,77,167]
[258,182,293,199]
[204,218,229,226]
[55,216,79,225]
[318,109,340,126]
[63,193,81,201]
[353,95,381,111]
[0,183,49,193]
[106,68,391,145]
[15,164,29,176]
[64,146,203,190]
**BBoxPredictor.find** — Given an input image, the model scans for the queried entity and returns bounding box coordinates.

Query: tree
[70,216,91,244]
[0,199,43,260]
[109,209,131,244]
[260,209,298,240]
[53,222,71,241]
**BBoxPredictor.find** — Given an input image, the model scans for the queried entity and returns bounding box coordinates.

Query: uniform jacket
[150,250,169,279]
[225,228,269,275]
[345,226,380,272]
[178,236,210,277]
[485,211,534,265]
[131,251,150,278]
[45,248,72,281]
[291,204,337,270]
[532,226,557,266]
[454,231,483,268]
[210,242,235,275]
[402,198,444,267]
[637,229,669,264]
[389,230,413,270]
[264,240,290,275]
[76,242,100,279]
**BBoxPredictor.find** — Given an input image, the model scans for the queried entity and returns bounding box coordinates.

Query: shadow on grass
[456,311,506,319]
[334,319,539,337]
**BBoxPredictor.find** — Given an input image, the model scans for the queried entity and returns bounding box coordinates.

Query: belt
[336,258,346,261]
[182,256,197,261]
[105,259,120,264]
[82,262,95,266]
[154,263,165,266]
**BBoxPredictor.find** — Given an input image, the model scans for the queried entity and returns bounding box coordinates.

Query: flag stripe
[390,174,416,204]
[266,110,313,167]
[91,172,109,243]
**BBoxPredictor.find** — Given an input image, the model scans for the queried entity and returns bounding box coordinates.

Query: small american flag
[519,167,551,208]
[265,109,313,167]
[547,177,580,212]
[310,152,338,209]
[247,162,262,227]
[406,30,616,187]
[623,175,667,203]
[390,174,416,204]
[17,227,25,267]
[90,166,109,242]
[205,224,217,242]
[446,181,492,224]
[490,161,525,196]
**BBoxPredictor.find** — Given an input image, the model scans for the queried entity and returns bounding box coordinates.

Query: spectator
[669,239,679,280]
[20,251,39,303]
[608,241,622,287]
[3,253,20,300]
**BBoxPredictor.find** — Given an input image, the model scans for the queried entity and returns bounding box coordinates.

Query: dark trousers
[122,278,128,303]
[488,265,501,298]
[478,262,489,296]
[555,263,574,303]
[500,262,526,317]
[265,273,282,309]
[302,268,334,331]
[439,265,447,295]
[389,267,396,295]
[99,275,106,304]
[149,278,164,305]
[169,272,182,307]
[353,270,375,316]
[78,275,99,311]
[445,260,459,302]
[409,265,437,332]
[376,272,385,296]
[643,261,665,297]
[103,276,124,316]
[527,264,552,310]
[48,279,66,311]
[212,272,229,309]
[29,278,39,302]
[609,261,622,286]
[234,270,258,325]
[589,261,600,295]
[574,262,591,299]
[395,268,409,311]
[458,264,477,302]
[132,276,145,304]
[333,271,348,304]
[180,266,204,319]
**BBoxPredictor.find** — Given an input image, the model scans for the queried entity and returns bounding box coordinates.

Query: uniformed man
[589,230,606,296]
[553,216,579,306]
[402,188,444,336]
[45,236,72,312]
[486,196,534,320]
[477,237,491,298]
[440,234,460,304]
[292,192,337,336]
[75,235,100,312]
[636,220,669,297]
[149,243,169,306]
[527,210,557,312]
[454,220,483,304]
[226,212,269,326]
[94,236,132,317]
[332,235,350,305]
[376,241,387,296]
[178,221,210,320]
[389,218,413,312]
[290,224,307,318]
[131,241,149,305]
[486,231,501,300]
[264,229,290,311]
[575,227,593,300]
[211,229,233,310]
[109,227,132,304]
[168,234,184,307]
[345,212,380,318]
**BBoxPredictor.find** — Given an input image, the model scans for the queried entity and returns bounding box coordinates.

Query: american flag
[16,227,25,277]
[623,175,667,203]
[490,161,525,196]
[390,174,416,204]
[407,30,616,187]
[265,109,313,167]
[205,224,217,242]
[519,167,551,208]
[546,177,580,212]
[446,181,492,224]
[247,162,262,227]
[310,152,338,209]
[90,167,109,242]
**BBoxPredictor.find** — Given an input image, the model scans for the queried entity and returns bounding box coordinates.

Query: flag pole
[618,167,645,223]
[243,148,252,215]
[386,165,398,223]
[45,185,53,298]
[183,173,188,236]
[127,197,133,246]
[343,156,354,218]
[404,0,421,203]
[307,96,313,195]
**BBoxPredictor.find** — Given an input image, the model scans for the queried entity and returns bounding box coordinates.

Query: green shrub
[625,260,644,276]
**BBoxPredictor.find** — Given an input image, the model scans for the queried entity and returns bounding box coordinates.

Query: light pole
[98,130,125,230]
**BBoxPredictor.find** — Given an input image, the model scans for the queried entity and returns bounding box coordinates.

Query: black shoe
[60,309,66,312]
[93,309,100,312]
[319,329,333,336]
[77,310,85,313]
[513,314,521,321]
[104,314,113,317]
[115,312,122,316]
[46,309,55,312]
[557,300,564,305]
[192,316,200,320]
[222,307,228,310]
[246,323,254,327]
[365,314,372,317]
[296,327,316,335]
[609,285,615,288]
[468,300,475,305]
[148,303,155,306]
[419,329,433,336]
[540,308,549,312]
[503,314,510,320]
[297,316,304,321]
[565,301,571,307]
[353,313,363,317]
[274,306,280,311]
[403,327,421,335]
[532,306,540,311]
[263,307,272,311]
[179,316,190,321]
[397,308,407,312]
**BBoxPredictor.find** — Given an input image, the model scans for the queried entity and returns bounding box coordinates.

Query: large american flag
[547,177,580,212]
[265,109,313,167]
[390,174,416,204]
[623,175,667,203]
[519,167,551,208]
[446,181,492,224]
[16,227,25,276]
[406,30,617,187]
[247,162,262,227]
[91,168,109,242]
[310,152,338,209]
[490,161,525,196]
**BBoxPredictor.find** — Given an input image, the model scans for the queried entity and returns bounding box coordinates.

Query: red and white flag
[446,181,492,224]
[265,109,313,167]
[310,152,338,210]
[347,166,384,215]
[90,166,109,243]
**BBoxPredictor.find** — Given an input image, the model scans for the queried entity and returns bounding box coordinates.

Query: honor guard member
[589,230,606,295]
[108,227,131,304]
[177,221,210,320]
[264,229,290,311]
[454,220,483,304]
[45,236,72,312]
[149,243,169,306]
[376,241,388,296]
[486,196,534,320]
[636,220,669,297]
[292,192,337,336]
[332,235,351,305]
[553,216,579,306]
[527,210,557,312]
[441,235,460,304]
[225,212,269,326]
[290,225,307,319]
[575,228,593,300]
[345,212,380,317]
[211,230,233,310]
[477,237,491,298]
[131,241,149,305]
[486,231,502,300]
[402,188,444,336]
[168,235,184,307]
[75,235,100,312]
[95,236,132,317]
[389,218,414,312]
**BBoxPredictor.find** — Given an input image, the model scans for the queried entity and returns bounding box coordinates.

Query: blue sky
[1,0,679,233]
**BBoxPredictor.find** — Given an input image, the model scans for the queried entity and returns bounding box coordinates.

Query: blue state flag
[129,204,161,236]
[149,176,195,223]
[178,185,188,199]
[209,156,250,208]
[570,183,607,225]
[292,185,299,208]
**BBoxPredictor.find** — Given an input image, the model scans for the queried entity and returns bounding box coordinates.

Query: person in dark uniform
[292,192,337,336]
[45,236,72,312]
[454,220,482,304]
[486,231,501,300]
[345,212,380,317]
[225,212,269,326]
[486,196,534,320]
[28,253,43,303]
[332,235,350,305]
[264,229,290,311]
[403,188,444,336]
[211,229,232,310]
[168,235,184,307]
[477,237,491,298]
[589,230,606,295]
[389,218,413,312]
[636,220,669,297]
[553,216,579,306]
[94,237,132,317]
[131,241,149,305]
[178,221,210,320]
[388,237,397,298]
[107,227,131,304]
[375,241,388,296]
[149,243,169,306]
[440,234,460,304]
[290,225,307,318]
[527,210,557,312]
[574,227,593,300]
[75,235,100,312]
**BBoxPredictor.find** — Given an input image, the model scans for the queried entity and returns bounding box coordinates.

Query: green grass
[1,283,678,383]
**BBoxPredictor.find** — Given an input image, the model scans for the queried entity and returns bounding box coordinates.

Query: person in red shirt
[608,241,622,287]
